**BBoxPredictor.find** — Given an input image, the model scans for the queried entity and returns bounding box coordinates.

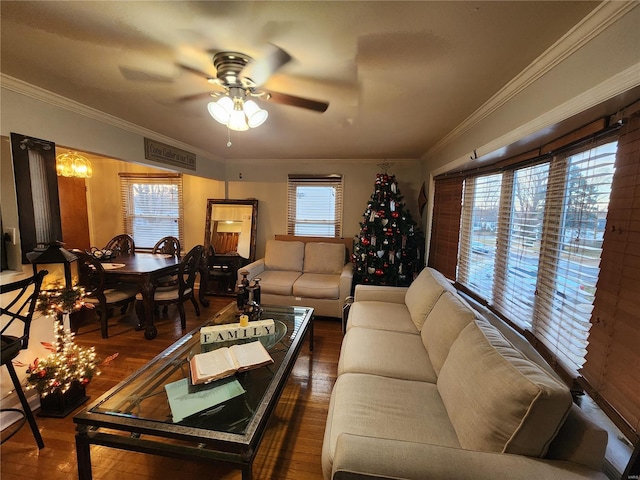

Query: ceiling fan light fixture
[244,100,268,128]
[207,96,233,124]
[228,108,249,131]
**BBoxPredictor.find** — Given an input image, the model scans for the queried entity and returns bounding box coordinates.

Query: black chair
[206,245,237,294]
[0,271,47,448]
[104,234,135,255]
[74,250,139,338]
[152,236,182,314]
[135,245,203,331]
[152,236,181,259]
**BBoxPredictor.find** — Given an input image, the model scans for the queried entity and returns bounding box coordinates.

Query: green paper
[164,377,245,422]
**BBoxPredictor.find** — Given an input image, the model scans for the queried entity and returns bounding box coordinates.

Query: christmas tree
[352,172,424,286]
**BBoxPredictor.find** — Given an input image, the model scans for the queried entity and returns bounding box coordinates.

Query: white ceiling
[0,1,601,161]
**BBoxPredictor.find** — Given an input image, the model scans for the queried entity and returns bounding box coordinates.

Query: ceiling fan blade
[241,44,292,87]
[119,66,175,83]
[176,92,220,103]
[265,91,329,113]
[176,63,215,82]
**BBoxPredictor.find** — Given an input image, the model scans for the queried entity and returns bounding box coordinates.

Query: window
[456,139,616,376]
[119,173,184,250]
[287,174,343,237]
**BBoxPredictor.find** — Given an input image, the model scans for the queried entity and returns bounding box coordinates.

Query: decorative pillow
[404,268,453,331]
[437,321,572,458]
[303,242,345,274]
[264,240,305,272]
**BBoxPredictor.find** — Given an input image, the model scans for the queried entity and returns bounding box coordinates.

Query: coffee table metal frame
[73,302,314,480]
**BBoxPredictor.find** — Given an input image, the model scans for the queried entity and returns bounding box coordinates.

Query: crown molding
[0,74,221,162]
[424,1,638,160]
[429,61,640,178]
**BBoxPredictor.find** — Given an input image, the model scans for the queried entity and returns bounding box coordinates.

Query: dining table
[101,253,181,340]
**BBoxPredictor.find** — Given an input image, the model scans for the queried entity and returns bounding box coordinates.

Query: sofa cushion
[256,270,301,296]
[437,321,572,458]
[264,240,305,272]
[303,242,345,274]
[293,273,340,299]
[421,291,478,375]
[404,267,454,331]
[322,373,460,478]
[338,327,437,382]
[346,301,418,334]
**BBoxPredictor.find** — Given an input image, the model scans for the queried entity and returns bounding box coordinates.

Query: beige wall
[1,142,421,265]
[0,136,22,272]
[84,158,226,252]
[86,156,422,260]
[225,160,421,258]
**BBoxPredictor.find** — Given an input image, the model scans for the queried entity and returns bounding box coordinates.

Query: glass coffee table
[73,302,314,480]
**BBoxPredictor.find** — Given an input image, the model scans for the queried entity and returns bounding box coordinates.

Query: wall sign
[144,138,196,170]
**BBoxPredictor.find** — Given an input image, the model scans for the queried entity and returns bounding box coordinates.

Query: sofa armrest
[332,434,607,480]
[238,258,266,284]
[339,263,354,298]
[352,284,408,303]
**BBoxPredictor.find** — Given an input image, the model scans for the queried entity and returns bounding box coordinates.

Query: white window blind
[287,174,343,237]
[534,141,616,373]
[494,163,549,329]
[119,173,184,249]
[455,139,616,377]
[458,173,502,303]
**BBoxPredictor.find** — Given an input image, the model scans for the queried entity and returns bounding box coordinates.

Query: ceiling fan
[178,45,329,131]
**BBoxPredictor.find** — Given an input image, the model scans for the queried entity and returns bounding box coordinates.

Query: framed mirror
[204,199,258,262]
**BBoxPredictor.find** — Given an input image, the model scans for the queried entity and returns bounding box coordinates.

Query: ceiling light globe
[228,109,249,131]
[207,97,233,124]
[244,100,268,128]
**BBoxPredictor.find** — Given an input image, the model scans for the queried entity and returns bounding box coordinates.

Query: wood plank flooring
[1,295,342,480]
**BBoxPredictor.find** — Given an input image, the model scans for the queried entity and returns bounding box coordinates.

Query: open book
[189,340,274,385]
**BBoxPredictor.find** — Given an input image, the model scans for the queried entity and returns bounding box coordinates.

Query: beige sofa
[322,267,608,480]
[240,237,353,318]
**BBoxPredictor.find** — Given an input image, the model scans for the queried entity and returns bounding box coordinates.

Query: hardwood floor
[1,294,342,480]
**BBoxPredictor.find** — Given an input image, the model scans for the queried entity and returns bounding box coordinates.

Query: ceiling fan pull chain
[227,127,232,147]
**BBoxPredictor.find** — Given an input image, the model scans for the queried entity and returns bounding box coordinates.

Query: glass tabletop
[85,302,312,436]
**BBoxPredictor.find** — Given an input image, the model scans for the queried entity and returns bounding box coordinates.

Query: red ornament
[392,211,399,218]
[375,269,384,276]
[378,210,385,218]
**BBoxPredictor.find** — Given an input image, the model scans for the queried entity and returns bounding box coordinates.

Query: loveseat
[322,267,608,480]
[239,236,353,318]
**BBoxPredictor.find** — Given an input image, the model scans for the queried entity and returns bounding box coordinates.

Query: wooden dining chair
[152,236,182,315]
[104,234,135,255]
[135,244,203,332]
[73,250,139,338]
[152,236,181,259]
[0,271,47,448]
[206,245,236,294]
